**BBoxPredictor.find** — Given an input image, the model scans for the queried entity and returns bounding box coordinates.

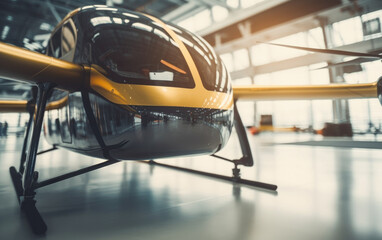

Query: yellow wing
[0,42,85,91]
[0,41,86,113]
[0,100,28,113]
[0,96,69,113]
[233,82,378,101]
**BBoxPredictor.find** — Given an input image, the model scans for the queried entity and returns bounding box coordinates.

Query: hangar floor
[0,132,382,240]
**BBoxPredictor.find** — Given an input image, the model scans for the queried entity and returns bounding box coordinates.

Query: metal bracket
[37,146,58,155]
[211,100,255,177]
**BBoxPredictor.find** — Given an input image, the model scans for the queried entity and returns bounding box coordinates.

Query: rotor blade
[261,42,382,59]
[0,42,85,91]
[233,82,377,101]
[312,58,375,70]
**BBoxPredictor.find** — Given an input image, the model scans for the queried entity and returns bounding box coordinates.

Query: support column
[320,18,351,124]
[247,46,257,126]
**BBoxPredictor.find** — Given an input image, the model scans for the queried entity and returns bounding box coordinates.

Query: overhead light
[91,16,112,26]
[153,29,169,41]
[91,32,100,42]
[81,6,94,10]
[123,13,139,19]
[40,23,52,31]
[34,33,51,41]
[132,22,153,32]
[95,7,118,11]
[113,17,122,24]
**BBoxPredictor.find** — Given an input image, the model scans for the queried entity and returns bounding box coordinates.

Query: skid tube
[142,102,277,192]
[143,160,277,191]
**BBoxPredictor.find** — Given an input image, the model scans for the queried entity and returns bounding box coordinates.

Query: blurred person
[3,121,8,136]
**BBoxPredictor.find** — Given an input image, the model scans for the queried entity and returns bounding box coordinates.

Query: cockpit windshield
[73,8,231,93]
[90,17,194,88]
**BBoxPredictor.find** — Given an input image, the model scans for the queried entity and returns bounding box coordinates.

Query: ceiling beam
[189,0,234,11]
[198,0,288,36]
[162,2,204,22]
[213,0,382,55]
[199,0,343,47]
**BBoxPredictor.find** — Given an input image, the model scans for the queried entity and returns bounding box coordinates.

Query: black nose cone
[378,76,382,105]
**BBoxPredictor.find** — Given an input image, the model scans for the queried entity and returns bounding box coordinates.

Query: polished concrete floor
[0,132,382,239]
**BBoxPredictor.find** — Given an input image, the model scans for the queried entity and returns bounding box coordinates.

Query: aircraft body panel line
[141,160,278,191]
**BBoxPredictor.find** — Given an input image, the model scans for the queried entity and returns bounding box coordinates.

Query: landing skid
[145,160,277,191]
[142,102,278,192]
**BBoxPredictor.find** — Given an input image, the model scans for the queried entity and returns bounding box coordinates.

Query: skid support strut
[213,102,277,190]
[10,83,53,234]
[9,84,119,234]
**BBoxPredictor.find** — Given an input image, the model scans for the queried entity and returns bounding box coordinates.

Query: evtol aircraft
[1,5,382,234]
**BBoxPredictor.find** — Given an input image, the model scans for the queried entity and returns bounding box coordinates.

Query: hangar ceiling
[0,0,189,51]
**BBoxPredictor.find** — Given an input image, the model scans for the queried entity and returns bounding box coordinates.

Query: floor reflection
[0,133,382,239]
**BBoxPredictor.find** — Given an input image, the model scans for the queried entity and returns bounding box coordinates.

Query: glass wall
[228,9,382,132]
[178,0,269,32]
[177,4,382,132]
